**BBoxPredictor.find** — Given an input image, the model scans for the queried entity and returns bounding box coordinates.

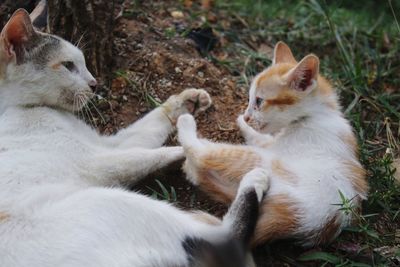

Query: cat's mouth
[59,88,93,112]
[73,90,93,110]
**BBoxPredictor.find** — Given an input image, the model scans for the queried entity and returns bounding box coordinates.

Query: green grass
[148,179,178,202]
[206,0,400,265]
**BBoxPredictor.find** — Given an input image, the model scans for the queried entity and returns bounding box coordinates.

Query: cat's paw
[163,89,212,123]
[177,114,197,132]
[178,88,212,115]
[239,168,270,202]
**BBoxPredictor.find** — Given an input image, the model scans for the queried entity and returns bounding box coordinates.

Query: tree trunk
[47,0,116,80]
[0,0,37,28]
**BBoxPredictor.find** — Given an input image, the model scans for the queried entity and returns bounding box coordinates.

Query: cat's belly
[0,144,92,196]
[0,187,195,267]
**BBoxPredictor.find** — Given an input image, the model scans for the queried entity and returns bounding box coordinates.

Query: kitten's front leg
[237,115,275,147]
[87,146,184,186]
[106,89,212,149]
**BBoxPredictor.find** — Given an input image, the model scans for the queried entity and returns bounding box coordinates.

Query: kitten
[0,9,263,267]
[177,42,368,246]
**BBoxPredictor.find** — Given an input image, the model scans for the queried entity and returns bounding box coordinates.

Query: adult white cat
[0,9,267,267]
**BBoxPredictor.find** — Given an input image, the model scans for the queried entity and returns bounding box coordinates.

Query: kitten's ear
[287,54,319,92]
[273,41,297,64]
[0,9,36,60]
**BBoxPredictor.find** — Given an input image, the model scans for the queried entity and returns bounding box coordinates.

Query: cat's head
[244,41,335,134]
[0,9,96,111]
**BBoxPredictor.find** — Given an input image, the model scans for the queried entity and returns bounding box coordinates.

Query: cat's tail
[30,0,48,30]
[183,168,269,267]
[222,168,269,244]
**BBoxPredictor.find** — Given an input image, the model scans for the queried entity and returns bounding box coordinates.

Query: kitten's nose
[88,79,97,90]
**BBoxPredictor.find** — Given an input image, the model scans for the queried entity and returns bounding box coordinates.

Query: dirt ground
[96,1,249,212]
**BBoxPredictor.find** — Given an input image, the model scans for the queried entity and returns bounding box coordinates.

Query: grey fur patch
[16,32,61,66]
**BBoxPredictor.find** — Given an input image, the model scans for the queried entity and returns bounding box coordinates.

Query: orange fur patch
[317,76,333,95]
[265,91,299,107]
[271,159,297,183]
[51,63,61,69]
[342,160,368,196]
[251,194,298,246]
[196,147,262,203]
[313,212,341,245]
[256,63,295,88]
[342,133,359,156]
[191,211,221,226]
[256,64,337,111]
[0,211,10,222]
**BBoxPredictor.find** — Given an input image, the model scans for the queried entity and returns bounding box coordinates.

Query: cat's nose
[88,79,97,90]
[244,114,250,122]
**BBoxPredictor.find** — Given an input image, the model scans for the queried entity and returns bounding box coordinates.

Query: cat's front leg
[161,88,212,124]
[237,115,275,148]
[86,146,184,186]
[105,89,212,149]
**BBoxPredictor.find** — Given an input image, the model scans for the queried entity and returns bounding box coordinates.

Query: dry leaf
[202,0,213,10]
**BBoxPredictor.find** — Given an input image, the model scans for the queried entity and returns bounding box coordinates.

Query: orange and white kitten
[176,42,368,246]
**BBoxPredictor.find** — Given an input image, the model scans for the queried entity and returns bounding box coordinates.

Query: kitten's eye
[255,97,263,108]
[61,61,76,72]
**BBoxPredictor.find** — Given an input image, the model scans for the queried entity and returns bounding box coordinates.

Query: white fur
[0,19,260,265]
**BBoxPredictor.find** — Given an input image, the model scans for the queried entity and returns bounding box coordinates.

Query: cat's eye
[61,61,76,72]
[255,97,263,108]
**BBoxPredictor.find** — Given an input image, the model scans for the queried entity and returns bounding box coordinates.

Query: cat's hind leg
[177,114,263,204]
[107,89,212,149]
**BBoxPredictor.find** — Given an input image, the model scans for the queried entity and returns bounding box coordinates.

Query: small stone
[122,95,128,101]
[171,11,184,19]
[139,107,147,113]
[197,71,204,78]
[175,67,182,73]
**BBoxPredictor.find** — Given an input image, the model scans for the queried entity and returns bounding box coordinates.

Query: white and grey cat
[0,9,267,267]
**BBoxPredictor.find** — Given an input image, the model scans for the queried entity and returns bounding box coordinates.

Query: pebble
[171,11,184,19]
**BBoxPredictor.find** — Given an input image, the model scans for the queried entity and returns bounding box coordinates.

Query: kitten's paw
[239,168,270,202]
[163,89,212,123]
[179,88,212,115]
[177,114,197,132]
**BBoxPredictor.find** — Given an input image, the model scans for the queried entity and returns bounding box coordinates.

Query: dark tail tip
[30,0,47,30]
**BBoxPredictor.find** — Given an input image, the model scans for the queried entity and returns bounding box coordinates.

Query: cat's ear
[287,54,319,92]
[273,41,297,65]
[0,9,37,61]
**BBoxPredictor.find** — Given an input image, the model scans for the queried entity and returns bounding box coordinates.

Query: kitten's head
[244,42,335,134]
[0,9,96,111]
